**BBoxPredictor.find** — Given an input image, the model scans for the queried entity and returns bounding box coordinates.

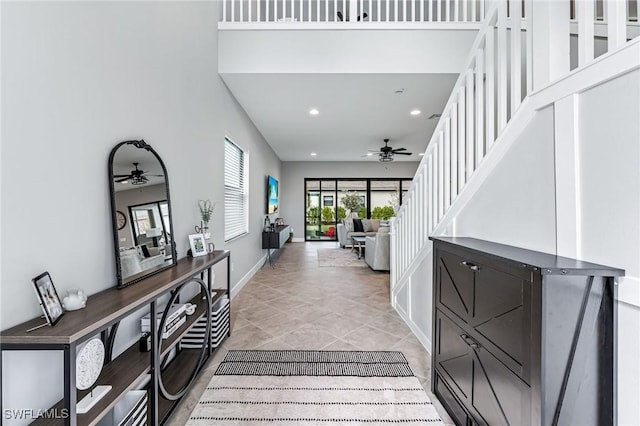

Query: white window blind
[224,138,248,241]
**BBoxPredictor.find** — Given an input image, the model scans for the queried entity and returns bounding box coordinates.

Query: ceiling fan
[114,162,163,185]
[368,139,413,162]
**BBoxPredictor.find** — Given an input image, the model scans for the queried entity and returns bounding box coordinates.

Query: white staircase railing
[220,0,486,23]
[391,0,639,287]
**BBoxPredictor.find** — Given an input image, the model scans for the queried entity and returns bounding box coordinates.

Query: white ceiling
[220,73,458,162]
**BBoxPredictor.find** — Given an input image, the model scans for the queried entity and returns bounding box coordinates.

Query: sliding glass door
[304,178,413,242]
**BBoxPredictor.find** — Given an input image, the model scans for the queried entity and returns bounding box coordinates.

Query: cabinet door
[436,250,475,323]
[472,264,531,382]
[436,311,531,426]
[471,342,531,426]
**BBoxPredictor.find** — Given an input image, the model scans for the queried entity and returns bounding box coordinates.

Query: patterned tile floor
[167,242,453,425]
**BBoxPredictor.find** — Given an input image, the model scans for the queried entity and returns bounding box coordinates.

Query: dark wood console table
[262,225,290,267]
[0,251,231,426]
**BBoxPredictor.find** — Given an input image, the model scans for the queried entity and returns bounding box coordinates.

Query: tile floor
[168,242,453,425]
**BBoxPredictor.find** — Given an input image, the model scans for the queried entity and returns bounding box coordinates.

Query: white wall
[219,28,478,74]
[280,161,419,239]
[1,2,280,422]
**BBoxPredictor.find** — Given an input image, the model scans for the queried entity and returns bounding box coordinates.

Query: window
[224,137,248,241]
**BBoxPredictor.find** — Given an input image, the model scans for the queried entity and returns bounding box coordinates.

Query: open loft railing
[220,0,486,24]
[391,0,640,286]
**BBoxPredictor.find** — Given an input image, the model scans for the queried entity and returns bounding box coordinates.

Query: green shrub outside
[371,206,395,220]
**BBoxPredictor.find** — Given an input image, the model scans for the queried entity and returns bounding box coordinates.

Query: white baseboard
[230,254,266,298]
[394,302,432,355]
[291,237,305,243]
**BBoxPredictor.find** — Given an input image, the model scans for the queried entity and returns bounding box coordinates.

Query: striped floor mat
[187,350,444,425]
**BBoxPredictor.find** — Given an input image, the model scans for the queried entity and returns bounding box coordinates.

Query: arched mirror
[109,140,177,288]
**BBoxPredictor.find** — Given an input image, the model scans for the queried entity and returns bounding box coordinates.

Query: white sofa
[364,228,391,271]
[337,218,387,248]
[119,246,165,279]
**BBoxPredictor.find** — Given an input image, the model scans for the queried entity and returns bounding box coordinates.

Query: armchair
[364,230,390,271]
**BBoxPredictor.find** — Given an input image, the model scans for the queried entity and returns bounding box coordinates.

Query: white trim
[618,276,640,308]
[291,237,305,243]
[218,21,482,30]
[531,37,640,111]
[394,298,432,354]
[230,254,266,298]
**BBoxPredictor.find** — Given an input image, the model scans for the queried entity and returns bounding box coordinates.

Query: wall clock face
[116,211,127,230]
[76,338,105,390]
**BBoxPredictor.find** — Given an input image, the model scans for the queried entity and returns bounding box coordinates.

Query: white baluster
[395,0,398,21]
[412,0,416,21]
[463,0,468,21]
[428,0,433,21]
[475,48,485,165]
[510,0,522,112]
[472,0,477,21]
[606,0,626,50]
[497,1,508,131]
[451,103,459,199]
[430,155,436,230]
[223,0,227,22]
[231,0,236,22]
[458,87,467,189]
[438,138,445,221]
[480,0,484,20]
[466,68,475,179]
[436,0,441,20]
[485,24,495,150]
[444,122,451,210]
[377,0,381,21]
[386,0,390,21]
[454,0,460,21]
[577,0,595,65]
[258,0,262,22]
[361,0,364,21]
[266,0,270,21]
[422,166,429,242]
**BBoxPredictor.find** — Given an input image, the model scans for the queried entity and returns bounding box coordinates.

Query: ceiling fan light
[379,155,393,162]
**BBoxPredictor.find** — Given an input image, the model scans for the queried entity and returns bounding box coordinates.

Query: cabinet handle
[461,261,480,271]
[459,334,481,350]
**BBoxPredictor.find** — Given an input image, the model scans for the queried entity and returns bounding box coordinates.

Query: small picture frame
[188,234,208,257]
[32,271,65,326]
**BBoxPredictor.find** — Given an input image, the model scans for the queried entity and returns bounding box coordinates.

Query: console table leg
[63,344,77,426]
[149,301,159,425]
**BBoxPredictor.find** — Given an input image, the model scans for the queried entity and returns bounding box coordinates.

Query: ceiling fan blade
[394,152,413,155]
[113,174,131,178]
[143,174,164,177]
[391,147,407,152]
[115,177,131,182]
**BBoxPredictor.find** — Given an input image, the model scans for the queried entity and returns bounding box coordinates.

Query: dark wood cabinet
[262,225,290,249]
[431,237,623,426]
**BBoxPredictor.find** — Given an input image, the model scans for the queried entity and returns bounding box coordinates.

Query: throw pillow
[370,219,380,232]
[353,218,364,232]
[361,219,373,232]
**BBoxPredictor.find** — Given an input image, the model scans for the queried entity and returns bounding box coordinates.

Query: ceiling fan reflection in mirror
[113,162,163,185]
[368,139,413,162]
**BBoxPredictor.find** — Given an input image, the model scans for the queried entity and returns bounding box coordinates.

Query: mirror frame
[108,139,177,288]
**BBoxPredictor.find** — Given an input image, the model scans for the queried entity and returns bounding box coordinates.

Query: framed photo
[188,234,208,257]
[32,271,64,326]
[323,195,334,206]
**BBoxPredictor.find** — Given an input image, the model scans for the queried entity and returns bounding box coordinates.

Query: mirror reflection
[110,141,176,287]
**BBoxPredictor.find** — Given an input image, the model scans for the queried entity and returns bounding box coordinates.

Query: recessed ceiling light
[309,109,319,115]
[310,152,317,156]
[410,109,421,116]
[419,153,425,156]
[367,153,373,156]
